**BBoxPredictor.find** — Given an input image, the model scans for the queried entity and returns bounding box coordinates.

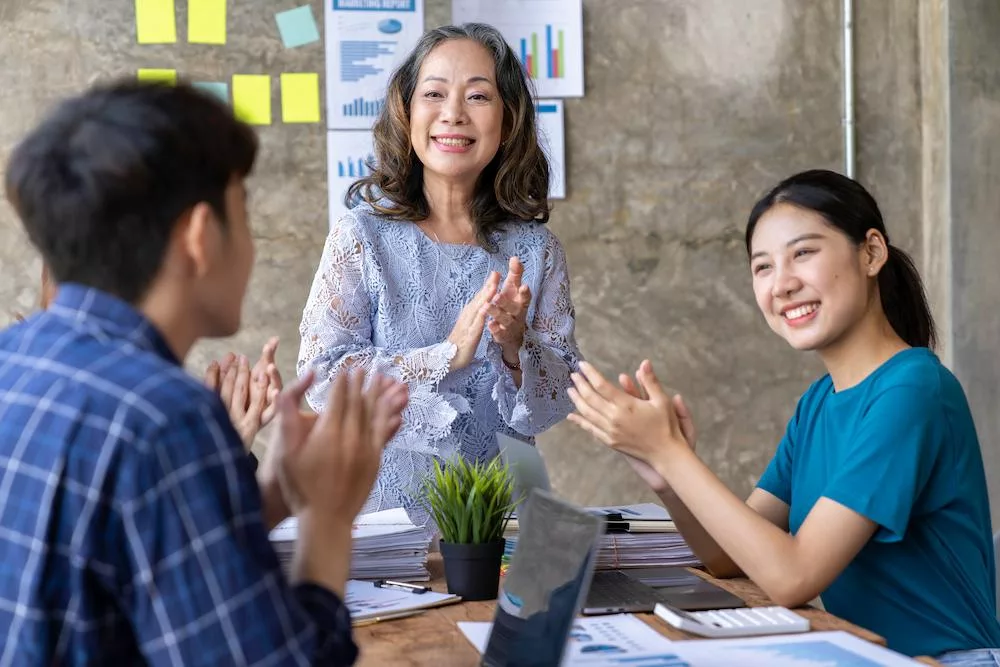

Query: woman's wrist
[652,442,697,488]
[501,350,521,370]
[500,343,522,369]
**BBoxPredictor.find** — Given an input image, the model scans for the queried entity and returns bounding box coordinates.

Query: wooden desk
[354,555,944,666]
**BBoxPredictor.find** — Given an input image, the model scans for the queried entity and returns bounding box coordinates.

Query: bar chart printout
[451,0,584,98]
[326,0,425,129]
[520,24,566,80]
[327,131,376,225]
[536,101,565,199]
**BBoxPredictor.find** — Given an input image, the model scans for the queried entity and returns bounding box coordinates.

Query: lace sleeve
[297,218,466,453]
[488,231,581,434]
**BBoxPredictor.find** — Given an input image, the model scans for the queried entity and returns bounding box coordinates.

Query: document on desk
[639,630,922,666]
[345,579,460,624]
[459,614,676,664]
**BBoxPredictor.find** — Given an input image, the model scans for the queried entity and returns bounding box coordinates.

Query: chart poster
[452,0,584,98]
[536,100,565,199]
[327,130,376,225]
[326,0,425,129]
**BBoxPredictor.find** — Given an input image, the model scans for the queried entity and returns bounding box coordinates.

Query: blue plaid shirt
[0,285,358,666]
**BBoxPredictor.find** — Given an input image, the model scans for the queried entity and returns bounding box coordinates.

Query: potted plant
[422,456,518,601]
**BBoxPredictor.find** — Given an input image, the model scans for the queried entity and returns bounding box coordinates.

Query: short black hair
[5,79,258,304]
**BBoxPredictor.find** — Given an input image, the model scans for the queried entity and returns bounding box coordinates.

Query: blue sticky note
[275,6,319,49]
[193,81,229,103]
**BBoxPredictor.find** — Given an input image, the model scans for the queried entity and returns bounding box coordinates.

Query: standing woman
[298,24,580,525]
[567,170,1000,663]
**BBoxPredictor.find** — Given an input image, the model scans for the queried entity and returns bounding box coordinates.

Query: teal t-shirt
[757,348,1000,657]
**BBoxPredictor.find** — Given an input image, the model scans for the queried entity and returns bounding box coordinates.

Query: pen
[353,609,426,627]
[373,579,430,594]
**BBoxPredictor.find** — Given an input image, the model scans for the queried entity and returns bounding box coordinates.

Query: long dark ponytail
[745,169,936,349]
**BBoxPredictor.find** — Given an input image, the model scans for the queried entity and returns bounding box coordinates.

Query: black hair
[5,79,258,304]
[745,169,936,349]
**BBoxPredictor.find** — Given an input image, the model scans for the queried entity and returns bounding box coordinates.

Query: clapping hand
[613,369,697,493]
[447,271,501,370]
[567,360,696,489]
[205,337,283,449]
[483,257,531,367]
[275,369,408,518]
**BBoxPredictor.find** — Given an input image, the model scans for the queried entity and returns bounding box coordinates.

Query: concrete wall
[0,1,995,516]
[947,0,1000,526]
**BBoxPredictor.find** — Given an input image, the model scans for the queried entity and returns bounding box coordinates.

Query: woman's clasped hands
[566,359,698,489]
[447,257,531,371]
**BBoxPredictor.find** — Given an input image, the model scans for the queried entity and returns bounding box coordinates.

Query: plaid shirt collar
[46,283,180,366]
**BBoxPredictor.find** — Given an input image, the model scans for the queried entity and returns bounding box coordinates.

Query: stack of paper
[502,503,699,572]
[269,508,431,582]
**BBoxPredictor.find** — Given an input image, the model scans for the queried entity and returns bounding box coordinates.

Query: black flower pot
[439,538,505,601]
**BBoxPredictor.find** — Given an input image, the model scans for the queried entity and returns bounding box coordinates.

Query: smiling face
[408,39,505,186]
[749,202,880,352]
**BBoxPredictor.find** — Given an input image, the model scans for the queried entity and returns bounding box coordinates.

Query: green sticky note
[137,69,178,85]
[232,75,271,125]
[281,73,320,123]
[188,0,226,45]
[193,81,229,103]
[135,0,176,44]
[275,6,320,49]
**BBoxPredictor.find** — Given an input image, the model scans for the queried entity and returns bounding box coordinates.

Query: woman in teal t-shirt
[566,169,1000,664]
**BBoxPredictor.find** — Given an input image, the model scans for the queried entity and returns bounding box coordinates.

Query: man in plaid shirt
[0,81,408,665]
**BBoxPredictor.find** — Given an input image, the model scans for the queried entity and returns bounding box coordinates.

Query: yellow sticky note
[281,73,320,124]
[232,75,272,125]
[188,0,227,45]
[137,69,177,85]
[135,0,177,44]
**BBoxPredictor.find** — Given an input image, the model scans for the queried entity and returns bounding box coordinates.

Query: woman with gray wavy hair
[298,23,580,528]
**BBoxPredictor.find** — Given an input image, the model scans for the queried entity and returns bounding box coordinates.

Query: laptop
[481,488,604,667]
[496,433,745,614]
[497,432,551,513]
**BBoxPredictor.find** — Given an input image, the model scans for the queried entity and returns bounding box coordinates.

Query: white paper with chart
[536,100,566,199]
[636,631,922,667]
[461,623,920,666]
[326,0,425,129]
[452,0,584,98]
[327,130,376,225]
[459,614,676,664]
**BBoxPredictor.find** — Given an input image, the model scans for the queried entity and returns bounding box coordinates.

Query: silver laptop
[496,432,744,615]
[497,433,551,513]
[481,488,603,667]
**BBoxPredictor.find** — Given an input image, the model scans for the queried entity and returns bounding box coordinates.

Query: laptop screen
[481,489,604,667]
[496,433,551,514]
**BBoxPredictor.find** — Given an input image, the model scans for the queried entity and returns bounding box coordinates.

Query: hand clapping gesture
[566,360,697,486]
[275,369,408,518]
[447,271,501,370]
[484,257,531,369]
[205,337,284,449]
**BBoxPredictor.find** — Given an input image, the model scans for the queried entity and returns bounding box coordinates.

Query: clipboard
[345,579,461,626]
